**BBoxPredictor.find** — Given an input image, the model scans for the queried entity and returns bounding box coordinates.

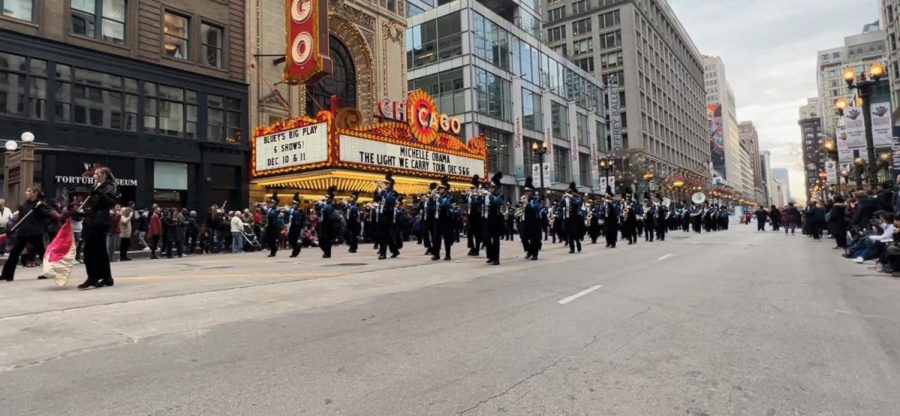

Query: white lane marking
[657,253,673,261]
[558,285,603,305]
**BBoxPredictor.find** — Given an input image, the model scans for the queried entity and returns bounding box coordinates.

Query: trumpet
[515,195,527,221]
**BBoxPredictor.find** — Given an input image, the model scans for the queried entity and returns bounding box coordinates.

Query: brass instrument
[585,202,593,227]
[515,195,527,221]
[374,180,388,193]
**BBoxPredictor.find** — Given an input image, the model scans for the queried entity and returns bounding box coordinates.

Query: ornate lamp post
[597,157,615,195]
[3,131,37,209]
[843,62,885,186]
[531,141,549,198]
[854,157,868,190]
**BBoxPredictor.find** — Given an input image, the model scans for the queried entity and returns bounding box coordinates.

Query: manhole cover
[322,263,368,267]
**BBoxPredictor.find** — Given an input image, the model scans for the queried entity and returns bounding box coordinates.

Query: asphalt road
[2,224,900,415]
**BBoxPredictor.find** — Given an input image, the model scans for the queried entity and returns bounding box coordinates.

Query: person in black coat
[1,186,57,281]
[769,205,782,231]
[808,202,827,240]
[754,207,768,231]
[827,196,848,248]
[852,191,878,230]
[875,182,894,212]
[78,168,117,289]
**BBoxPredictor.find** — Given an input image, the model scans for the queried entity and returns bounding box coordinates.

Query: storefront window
[207,94,241,143]
[154,161,188,190]
[144,82,196,137]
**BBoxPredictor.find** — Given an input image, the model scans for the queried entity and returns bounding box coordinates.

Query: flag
[43,219,77,287]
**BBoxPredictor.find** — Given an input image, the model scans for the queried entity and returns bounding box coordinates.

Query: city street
[2,225,900,415]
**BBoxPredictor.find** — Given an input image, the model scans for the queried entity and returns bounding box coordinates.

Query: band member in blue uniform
[319,186,337,258]
[644,197,656,242]
[563,182,583,254]
[485,172,505,265]
[374,173,400,260]
[655,195,669,241]
[288,193,306,258]
[264,191,281,257]
[504,202,515,241]
[422,182,437,255]
[466,175,485,256]
[589,199,603,244]
[522,177,543,260]
[431,177,455,261]
[622,193,638,245]
[346,191,361,253]
[604,196,620,248]
[393,195,408,251]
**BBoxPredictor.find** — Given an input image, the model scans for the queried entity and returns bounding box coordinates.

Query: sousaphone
[691,192,706,204]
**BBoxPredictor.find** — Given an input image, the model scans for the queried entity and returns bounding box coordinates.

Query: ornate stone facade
[248,0,406,129]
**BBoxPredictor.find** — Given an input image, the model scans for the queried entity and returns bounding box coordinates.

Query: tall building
[799,98,824,201]
[406,0,608,196]
[0,0,249,210]
[816,23,887,137]
[704,56,739,188]
[542,0,709,180]
[770,177,788,208]
[771,167,792,203]
[760,150,773,206]
[880,1,900,120]
[737,121,764,202]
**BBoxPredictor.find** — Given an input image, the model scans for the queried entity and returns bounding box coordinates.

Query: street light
[531,141,549,198]
[844,63,885,186]
[598,157,615,194]
[854,157,868,190]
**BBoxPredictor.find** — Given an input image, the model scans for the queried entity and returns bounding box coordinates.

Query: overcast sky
[668,0,881,203]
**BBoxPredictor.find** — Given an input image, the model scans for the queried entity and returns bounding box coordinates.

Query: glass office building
[406,0,606,197]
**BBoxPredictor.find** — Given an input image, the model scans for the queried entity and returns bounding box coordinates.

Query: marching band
[258,172,733,263]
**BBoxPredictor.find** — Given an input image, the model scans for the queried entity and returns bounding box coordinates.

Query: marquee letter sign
[405,90,462,145]
[284,0,331,85]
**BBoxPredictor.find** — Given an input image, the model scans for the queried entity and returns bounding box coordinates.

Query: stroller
[241,224,262,252]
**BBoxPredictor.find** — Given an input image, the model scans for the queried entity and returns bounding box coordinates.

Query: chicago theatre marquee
[249,0,486,201]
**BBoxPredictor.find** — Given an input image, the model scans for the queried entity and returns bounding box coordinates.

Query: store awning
[251,169,473,196]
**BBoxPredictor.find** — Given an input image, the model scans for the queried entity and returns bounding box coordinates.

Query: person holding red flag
[1,186,57,281]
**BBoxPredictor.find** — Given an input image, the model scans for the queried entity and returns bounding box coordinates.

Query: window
[0,52,28,116]
[598,10,619,29]
[471,13,508,69]
[576,57,594,72]
[600,31,621,48]
[409,68,465,115]
[553,146,570,182]
[201,23,224,68]
[522,88,542,131]
[208,94,242,143]
[64,67,137,130]
[600,50,622,68]
[482,126,510,174]
[548,6,565,22]
[571,0,588,14]
[71,0,127,44]
[573,38,592,55]
[572,18,591,36]
[577,113,588,147]
[143,82,197,137]
[547,25,566,43]
[407,12,462,70]
[163,11,190,59]
[551,101,568,139]
[1,0,33,21]
[406,1,424,17]
[475,68,512,121]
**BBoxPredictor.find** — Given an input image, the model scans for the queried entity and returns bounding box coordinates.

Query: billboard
[254,122,329,173]
[284,0,331,84]
[708,103,725,178]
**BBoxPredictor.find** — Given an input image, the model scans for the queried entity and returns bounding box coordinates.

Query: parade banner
[43,219,76,287]
[607,176,616,194]
[892,135,900,178]
[825,160,837,185]
[608,74,623,153]
[531,162,551,188]
[708,103,725,177]
[871,102,893,147]
[254,122,329,173]
[599,176,608,193]
[836,122,853,163]
[844,106,867,149]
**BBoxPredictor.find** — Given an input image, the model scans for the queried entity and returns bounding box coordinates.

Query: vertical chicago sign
[284,0,331,84]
